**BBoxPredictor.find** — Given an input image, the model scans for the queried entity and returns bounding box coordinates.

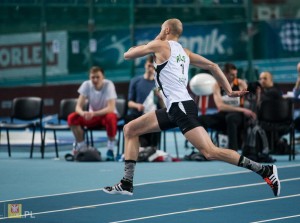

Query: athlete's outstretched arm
[124,41,160,60]
[186,49,247,97]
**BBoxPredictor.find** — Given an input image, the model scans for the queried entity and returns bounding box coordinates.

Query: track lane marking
[110,194,300,223]
[0,177,299,220]
[251,214,300,223]
[1,163,300,203]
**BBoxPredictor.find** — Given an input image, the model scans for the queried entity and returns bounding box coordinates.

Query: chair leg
[158,132,162,150]
[184,139,189,149]
[292,128,295,160]
[53,130,59,158]
[85,129,90,146]
[290,127,295,160]
[42,129,46,159]
[90,130,94,147]
[30,128,36,158]
[117,129,121,157]
[173,130,179,159]
[163,131,166,152]
[289,130,292,161]
[40,127,44,159]
[6,129,11,157]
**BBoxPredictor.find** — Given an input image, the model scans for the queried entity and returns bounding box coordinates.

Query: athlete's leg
[103,109,171,195]
[184,126,240,164]
[123,111,161,161]
[184,126,280,196]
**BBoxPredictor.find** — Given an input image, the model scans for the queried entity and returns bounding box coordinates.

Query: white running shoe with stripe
[263,165,280,196]
[103,181,133,196]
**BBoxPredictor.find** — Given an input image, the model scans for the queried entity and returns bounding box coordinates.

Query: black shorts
[155,100,201,134]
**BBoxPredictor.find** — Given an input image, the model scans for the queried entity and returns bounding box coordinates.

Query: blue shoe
[106,150,115,161]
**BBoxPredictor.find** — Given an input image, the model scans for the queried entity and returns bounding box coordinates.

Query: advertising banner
[0,31,68,78]
[253,19,300,59]
[2,19,299,83]
[68,22,248,75]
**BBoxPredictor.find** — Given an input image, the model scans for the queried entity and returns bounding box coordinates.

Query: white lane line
[0,177,299,220]
[1,163,300,203]
[110,194,300,223]
[251,214,300,223]
[1,170,251,203]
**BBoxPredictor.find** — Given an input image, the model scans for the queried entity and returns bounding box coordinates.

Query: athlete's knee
[123,122,137,138]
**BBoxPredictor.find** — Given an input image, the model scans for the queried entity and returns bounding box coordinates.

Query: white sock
[107,140,115,151]
[76,141,86,150]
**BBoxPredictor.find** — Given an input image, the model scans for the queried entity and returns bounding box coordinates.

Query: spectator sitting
[256,71,287,154]
[293,62,300,99]
[125,55,163,160]
[257,71,282,105]
[68,66,118,161]
[292,63,300,133]
[198,63,256,151]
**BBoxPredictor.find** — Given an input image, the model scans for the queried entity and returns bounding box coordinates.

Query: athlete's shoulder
[148,39,169,48]
[183,48,192,56]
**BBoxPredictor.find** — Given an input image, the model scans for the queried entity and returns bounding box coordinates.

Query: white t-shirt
[78,79,117,114]
[154,41,192,111]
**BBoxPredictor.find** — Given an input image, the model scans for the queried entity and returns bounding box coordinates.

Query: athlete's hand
[227,90,248,97]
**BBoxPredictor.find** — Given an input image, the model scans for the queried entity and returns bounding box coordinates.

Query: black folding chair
[0,97,43,158]
[42,98,77,158]
[257,98,295,161]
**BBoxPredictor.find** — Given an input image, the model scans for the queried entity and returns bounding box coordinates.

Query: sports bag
[242,121,275,163]
[65,148,101,162]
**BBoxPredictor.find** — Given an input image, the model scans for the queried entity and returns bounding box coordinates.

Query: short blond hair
[165,18,183,37]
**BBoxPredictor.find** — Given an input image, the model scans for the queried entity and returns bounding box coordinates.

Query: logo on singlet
[176,54,186,63]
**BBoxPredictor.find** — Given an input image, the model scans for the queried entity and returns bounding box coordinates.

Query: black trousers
[125,113,161,147]
[198,112,245,150]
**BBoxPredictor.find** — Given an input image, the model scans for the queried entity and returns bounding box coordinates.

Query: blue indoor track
[0,130,300,223]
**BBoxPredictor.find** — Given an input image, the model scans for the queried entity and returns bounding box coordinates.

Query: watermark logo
[8,204,22,218]
[6,204,35,219]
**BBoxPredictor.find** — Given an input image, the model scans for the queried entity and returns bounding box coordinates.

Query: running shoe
[72,142,78,156]
[263,165,281,196]
[103,180,133,196]
[106,150,115,161]
[72,149,78,156]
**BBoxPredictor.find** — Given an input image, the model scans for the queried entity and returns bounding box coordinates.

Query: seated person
[291,63,300,133]
[293,62,300,99]
[198,63,256,151]
[125,55,163,158]
[68,66,118,161]
[256,71,286,154]
[257,71,282,106]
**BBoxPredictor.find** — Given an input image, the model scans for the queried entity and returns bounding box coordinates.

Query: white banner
[0,31,68,78]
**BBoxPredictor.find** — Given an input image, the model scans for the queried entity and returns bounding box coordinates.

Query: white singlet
[153,40,192,111]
